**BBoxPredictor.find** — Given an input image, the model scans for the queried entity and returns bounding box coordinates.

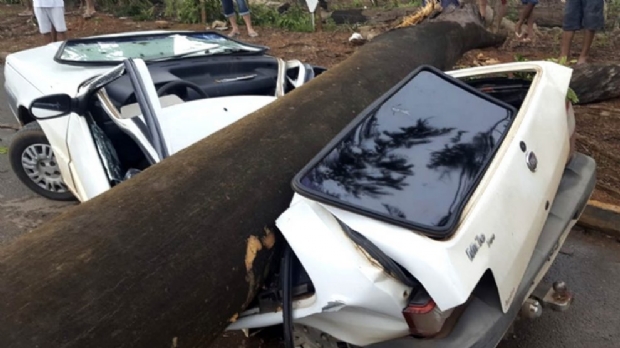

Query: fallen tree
[571,63,620,105]
[531,5,564,28]
[0,5,505,348]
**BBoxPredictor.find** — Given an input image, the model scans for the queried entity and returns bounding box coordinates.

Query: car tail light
[565,100,576,164]
[402,288,455,338]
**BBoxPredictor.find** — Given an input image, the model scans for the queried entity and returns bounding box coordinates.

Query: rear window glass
[292,66,516,238]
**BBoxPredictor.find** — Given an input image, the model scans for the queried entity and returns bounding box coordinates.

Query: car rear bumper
[367,152,596,348]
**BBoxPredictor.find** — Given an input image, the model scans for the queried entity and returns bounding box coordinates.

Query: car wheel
[9,122,75,201]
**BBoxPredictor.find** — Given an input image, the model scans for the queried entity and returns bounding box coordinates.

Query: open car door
[117,58,170,160]
[66,59,165,201]
[93,58,169,164]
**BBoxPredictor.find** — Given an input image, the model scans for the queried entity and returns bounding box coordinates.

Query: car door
[65,61,164,201]
[120,58,170,161]
[65,65,128,201]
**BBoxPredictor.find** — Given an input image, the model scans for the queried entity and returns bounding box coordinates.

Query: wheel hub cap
[21,144,68,193]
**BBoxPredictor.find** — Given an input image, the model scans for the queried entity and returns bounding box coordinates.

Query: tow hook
[531,280,574,312]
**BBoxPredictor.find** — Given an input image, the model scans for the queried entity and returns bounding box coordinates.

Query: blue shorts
[562,0,605,31]
[221,0,250,17]
[521,0,539,5]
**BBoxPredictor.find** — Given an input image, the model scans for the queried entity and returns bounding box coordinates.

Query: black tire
[9,122,76,201]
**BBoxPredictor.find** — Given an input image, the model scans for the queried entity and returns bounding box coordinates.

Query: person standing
[221,0,258,38]
[83,0,96,19]
[478,0,508,32]
[33,0,67,44]
[514,0,538,42]
[19,0,33,17]
[479,0,488,22]
[493,0,508,32]
[560,0,605,64]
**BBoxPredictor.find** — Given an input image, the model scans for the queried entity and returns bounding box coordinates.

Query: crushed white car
[224,62,595,348]
[5,39,596,347]
[4,30,325,201]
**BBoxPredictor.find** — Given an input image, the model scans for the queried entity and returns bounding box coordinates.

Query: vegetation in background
[0,0,617,31]
[251,4,315,31]
[514,54,579,104]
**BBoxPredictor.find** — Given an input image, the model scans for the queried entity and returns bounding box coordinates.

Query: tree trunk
[571,63,620,105]
[531,6,564,28]
[0,6,504,348]
[330,9,367,25]
[200,0,207,25]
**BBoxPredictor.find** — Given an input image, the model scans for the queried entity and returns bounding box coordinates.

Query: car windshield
[55,31,266,64]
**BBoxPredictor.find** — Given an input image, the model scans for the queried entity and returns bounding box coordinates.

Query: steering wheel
[156,80,208,100]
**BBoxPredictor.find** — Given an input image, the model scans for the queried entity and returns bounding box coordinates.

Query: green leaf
[513,55,580,103]
[567,88,579,104]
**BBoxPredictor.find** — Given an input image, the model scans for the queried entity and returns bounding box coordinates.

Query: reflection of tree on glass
[295,67,517,236]
[303,114,453,199]
[427,114,511,226]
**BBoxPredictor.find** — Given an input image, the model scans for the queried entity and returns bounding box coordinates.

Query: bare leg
[525,6,535,39]
[577,29,595,64]
[42,33,53,44]
[560,30,575,61]
[228,15,240,36]
[478,0,487,20]
[241,14,257,36]
[57,31,67,41]
[499,2,508,22]
[51,26,58,42]
[19,0,33,16]
[516,3,535,37]
[494,2,508,32]
[84,0,96,18]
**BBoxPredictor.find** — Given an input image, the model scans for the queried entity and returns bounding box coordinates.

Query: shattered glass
[57,32,263,63]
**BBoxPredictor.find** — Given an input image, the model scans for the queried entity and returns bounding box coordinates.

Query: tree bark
[0,6,505,348]
[571,63,620,105]
[531,6,564,28]
[330,8,367,25]
[328,6,421,25]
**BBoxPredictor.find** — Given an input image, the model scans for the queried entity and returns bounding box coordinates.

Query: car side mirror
[29,94,74,119]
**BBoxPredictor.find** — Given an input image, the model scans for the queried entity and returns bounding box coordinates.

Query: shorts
[221,0,250,17]
[34,7,67,34]
[562,0,605,31]
[520,0,538,5]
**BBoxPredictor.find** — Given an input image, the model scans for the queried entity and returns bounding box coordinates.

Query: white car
[223,62,595,348]
[3,30,325,202]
